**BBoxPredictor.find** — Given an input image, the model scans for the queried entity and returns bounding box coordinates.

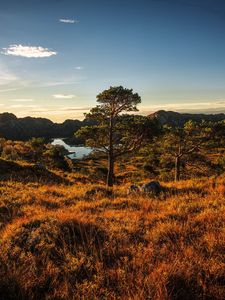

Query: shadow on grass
[1,218,110,299]
[163,186,207,198]
[0,159,70,184]
[166,274,205,300]
[0,258,29,300]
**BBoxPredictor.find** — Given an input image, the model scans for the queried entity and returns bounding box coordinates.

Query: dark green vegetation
[149,110,225,126]
[0,108,224,141]
[74,87,225,185]
[76,86,158,186]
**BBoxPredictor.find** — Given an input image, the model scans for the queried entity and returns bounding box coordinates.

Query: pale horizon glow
[0,100,224,123]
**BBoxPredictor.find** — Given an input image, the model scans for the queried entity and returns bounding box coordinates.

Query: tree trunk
[107,151,114,187]
[175,155,181,182]
[107,115,114,187]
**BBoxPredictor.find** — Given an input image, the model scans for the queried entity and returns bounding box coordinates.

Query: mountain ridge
[0,110,224,140]
[0,112,93,141]
[149,110,225,126]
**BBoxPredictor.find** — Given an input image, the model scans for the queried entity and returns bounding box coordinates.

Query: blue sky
[1,0,225,121]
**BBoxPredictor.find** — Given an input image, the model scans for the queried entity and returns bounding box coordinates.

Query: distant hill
[0,112,94,141]
[149,110,225,126]
[1,111,225,141]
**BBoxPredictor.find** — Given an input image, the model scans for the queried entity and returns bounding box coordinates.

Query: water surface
[51,139,92,159]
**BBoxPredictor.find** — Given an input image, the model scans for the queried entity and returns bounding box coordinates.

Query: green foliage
[76,86,145,186]
[158,121,215,180]
[44,145,71,171]
[1,145,18,161]
[218,154,225,170]
[29,137,45,149]
[0,138,6,155]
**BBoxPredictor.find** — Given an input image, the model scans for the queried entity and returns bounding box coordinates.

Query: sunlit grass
[0,175,224,299]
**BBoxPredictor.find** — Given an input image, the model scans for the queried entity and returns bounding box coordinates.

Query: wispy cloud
[2,45,57,58]
[53,94,76,99]
[0,87,22,93]
[139,100,225,114]
[0,61,30,93]
[59,18,79,24]
[75,66,83,70]
[31,106,91,113]
[0,73,18,85]
[11,98,34,102]
[60,106,91,111]
[8,104,38,108]
[39,80,81,87]
[0,64,18,86]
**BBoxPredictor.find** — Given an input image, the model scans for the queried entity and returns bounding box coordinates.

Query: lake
[51,139,92,159]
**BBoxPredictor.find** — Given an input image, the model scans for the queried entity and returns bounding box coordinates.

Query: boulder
[141,181,162,195]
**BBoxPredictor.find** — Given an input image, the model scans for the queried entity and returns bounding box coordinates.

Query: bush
[1,217,108,299]
[1,146,18,161]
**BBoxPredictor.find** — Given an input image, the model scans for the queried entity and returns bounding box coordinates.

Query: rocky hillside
[149,110,225,126]
[0,113,94,141]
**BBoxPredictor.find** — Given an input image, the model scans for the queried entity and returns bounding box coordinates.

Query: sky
[1,0,225,121]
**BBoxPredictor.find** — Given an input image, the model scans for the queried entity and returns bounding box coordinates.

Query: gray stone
[141,181,162,195]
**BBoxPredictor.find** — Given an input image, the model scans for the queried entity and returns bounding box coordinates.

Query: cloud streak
[8,104,38,108]
[11,99,34,102]
[38,80,81,87]
[53,94,76,99]
[0,87,22,93]
[2,45,57,58]
[31,106,91,113]
[59,19,79,24]
[0,64,18,86]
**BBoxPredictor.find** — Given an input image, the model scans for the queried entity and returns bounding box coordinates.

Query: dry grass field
[0,174,224,299]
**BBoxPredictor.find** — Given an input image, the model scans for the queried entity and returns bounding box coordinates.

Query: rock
[141,181,162,195]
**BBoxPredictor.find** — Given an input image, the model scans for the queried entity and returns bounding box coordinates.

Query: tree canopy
[76,86,159,186]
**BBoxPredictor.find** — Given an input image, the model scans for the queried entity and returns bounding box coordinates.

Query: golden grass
[0,176,224,299]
